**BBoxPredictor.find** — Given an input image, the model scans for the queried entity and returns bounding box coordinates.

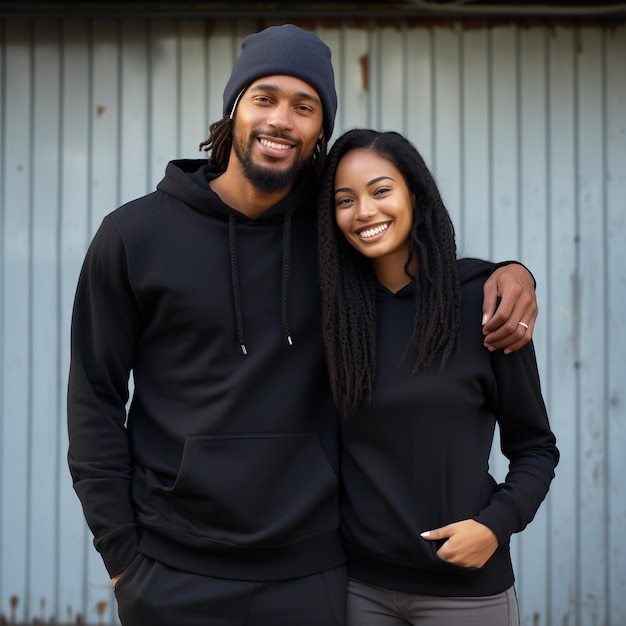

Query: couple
[67,24,558,626]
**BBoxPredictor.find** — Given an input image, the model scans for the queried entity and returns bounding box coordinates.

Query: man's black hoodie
[67,159,343,580]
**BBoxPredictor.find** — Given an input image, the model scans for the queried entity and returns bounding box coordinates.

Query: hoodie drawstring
[281,208,293,346]
[228,210,294,355]
[228,215,247,355]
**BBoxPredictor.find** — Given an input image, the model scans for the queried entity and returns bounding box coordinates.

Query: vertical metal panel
[461,27,491,255]
[335,23,369,135]
[578,26,609,626]
[518,25,551,623]
[150,19,179,188]
[0,15,625,625]
[30,18,62,624]
[546,26,579,626]
[179,18,208,156]
[489,25,521,264]
[434,25,464,228]
[91,19,121,228]
[606,26,626,626]
[1,17,31,624]
[406,24,434,162]
[119,19,149,204]
[59,18,94,626]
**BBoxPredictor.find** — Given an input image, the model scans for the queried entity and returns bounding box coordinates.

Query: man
[67,24,537,625]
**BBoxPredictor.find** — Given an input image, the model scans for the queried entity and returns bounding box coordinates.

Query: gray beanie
[223,24,337,139]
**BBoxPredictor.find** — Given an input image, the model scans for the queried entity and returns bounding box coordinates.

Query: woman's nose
[356,199,376,219]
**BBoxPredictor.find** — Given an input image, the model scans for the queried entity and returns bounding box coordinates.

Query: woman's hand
[421,519,499,569]
[482,264,537,354]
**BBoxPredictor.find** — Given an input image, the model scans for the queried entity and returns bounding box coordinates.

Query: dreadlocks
[199,117,232,170]
[317,129,462,417]
[198,116,328,178]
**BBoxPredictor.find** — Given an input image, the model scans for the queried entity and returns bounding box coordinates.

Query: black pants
[114,554,347,625]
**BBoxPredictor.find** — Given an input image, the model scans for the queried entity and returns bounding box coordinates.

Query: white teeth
[260,138,290,150]
[358,223,389,239]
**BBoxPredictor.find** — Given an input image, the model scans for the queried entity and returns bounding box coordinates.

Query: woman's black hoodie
[67,159,343,580]
[340,259,559,596]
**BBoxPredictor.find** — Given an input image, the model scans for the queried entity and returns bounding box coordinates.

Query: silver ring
[518,321,529,330]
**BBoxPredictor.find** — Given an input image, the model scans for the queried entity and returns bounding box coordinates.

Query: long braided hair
[198,116,328,178]
[317,129,462,417]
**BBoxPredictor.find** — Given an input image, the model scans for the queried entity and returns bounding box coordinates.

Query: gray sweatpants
[347,577,519,626]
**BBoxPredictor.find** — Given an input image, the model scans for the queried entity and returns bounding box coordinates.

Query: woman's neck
[372,254,417,294]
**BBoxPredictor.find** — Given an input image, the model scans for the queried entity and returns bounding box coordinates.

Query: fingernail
[482,314,488,325]
[420,531,431,537]
[504,349,511,355]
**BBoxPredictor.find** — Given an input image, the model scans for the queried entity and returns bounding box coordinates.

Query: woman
[317,129,559,626]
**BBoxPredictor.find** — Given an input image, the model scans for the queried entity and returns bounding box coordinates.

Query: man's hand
[482,263,537,354]
[111,571,124,587]
[421,519,499,569]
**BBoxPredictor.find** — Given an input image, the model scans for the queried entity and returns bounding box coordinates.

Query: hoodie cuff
[94,523,140,578]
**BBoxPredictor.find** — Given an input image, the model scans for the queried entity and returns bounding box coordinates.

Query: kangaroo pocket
[420,540,479,577]
[163,433,339,547]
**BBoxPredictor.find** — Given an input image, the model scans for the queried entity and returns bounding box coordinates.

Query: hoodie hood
[157,158,318,222]
[156,158,319,354]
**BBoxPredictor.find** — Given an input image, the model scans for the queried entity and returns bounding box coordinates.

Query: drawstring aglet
[240,344,248,355]
[287,336,293,346]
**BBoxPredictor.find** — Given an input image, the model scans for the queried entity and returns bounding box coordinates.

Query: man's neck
[209,162,292,218]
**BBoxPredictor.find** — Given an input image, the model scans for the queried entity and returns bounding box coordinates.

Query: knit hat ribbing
[222,24,338,139]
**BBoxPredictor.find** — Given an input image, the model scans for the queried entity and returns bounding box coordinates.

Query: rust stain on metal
[359,54,369,91]
[396,16,622,32]
[195,13,622,44]
[0,593,89,624]
[96,600,108,626]
[10,595,18,623]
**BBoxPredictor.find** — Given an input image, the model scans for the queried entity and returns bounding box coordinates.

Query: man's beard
[233,130,308,194]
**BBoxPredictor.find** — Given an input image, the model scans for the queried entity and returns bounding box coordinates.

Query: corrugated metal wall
[0,15,624,626]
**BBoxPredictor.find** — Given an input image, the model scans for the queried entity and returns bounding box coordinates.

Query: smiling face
[334,148,415,281]
[231,75,324,194]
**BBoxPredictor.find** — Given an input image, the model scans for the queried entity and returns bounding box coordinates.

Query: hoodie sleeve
[457,257,496,283]
[473,340,559,544]
[459,257,537,289]
[67,215,141,577]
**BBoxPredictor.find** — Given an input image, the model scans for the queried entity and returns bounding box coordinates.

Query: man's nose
[266,103,293,129]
